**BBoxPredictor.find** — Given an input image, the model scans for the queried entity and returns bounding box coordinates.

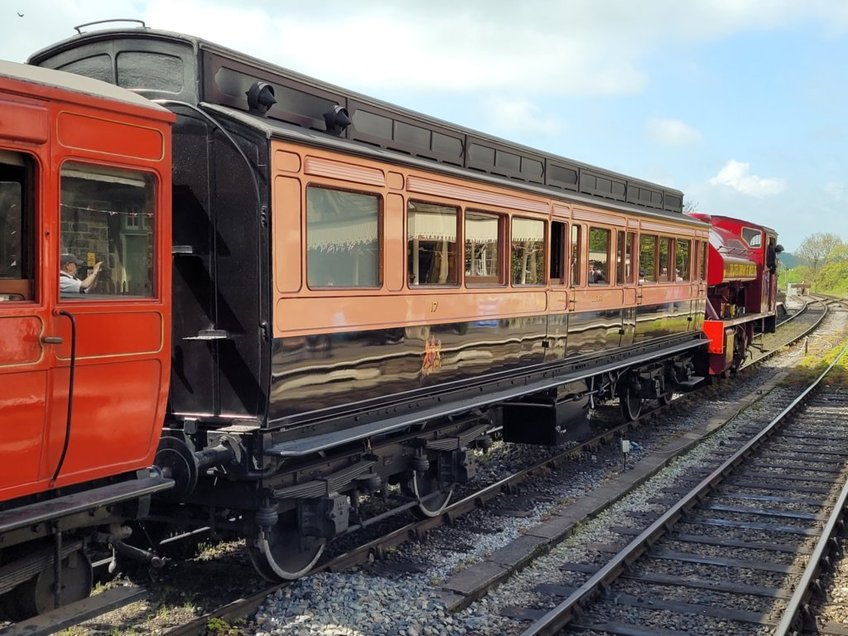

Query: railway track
[521,341,848,635]
[7,297,831,635]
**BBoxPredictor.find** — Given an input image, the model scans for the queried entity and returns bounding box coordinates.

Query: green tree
[795,232,844,276]
[815,261,848,295]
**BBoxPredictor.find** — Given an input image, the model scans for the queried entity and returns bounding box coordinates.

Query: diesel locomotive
[0,22,780,617]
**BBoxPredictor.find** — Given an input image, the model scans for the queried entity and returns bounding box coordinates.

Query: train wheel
[406,470,454,518]
[247,513,325,581]
[658,380,675,405]
[2,549,92,620]
[619,378,642,421]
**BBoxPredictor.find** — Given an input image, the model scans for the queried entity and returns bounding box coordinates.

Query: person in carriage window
[59,253,102,294]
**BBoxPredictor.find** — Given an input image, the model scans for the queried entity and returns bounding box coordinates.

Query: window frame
[638,233,657,283]
[58,159,159,301]
[549,220,567,286]
[570,224,583,287]
[741,227,763,248]
[406,199,460,288]
[587,225,612,286]
[304,184,383,291]
[510,214,547,287]
[464,208,506,287]
[675,238,692,282]
[657,235,673,283]
[0,149,37,303]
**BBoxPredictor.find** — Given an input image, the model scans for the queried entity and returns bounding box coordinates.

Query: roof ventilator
[323,104,351,136]
[246,81,277,116]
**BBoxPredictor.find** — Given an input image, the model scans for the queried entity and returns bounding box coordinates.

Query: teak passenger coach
[0,22,780,617]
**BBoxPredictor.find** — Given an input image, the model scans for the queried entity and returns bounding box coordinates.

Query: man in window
[60,253,102,294]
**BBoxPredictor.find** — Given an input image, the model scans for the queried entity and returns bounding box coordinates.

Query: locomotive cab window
[588,227,610,285]
[408,201,458,286]
[465,210,503,285]
[0,151,35,301]
[307,187,381,288]
[60,162,156,298]
[511,217,545,286]
[742,227,762,248]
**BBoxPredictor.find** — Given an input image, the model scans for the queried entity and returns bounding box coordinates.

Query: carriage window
[699,240,708,281]
[307,187,380,288]
[465,211,503,285]
[60,163,156,298]
[742,227,762,248]
[639,234,657,283]
[588,227,610,285]
[616,230,636,285]
[676,239,691,281]
[549,221,566,285]
[658,237,672,282]
[625,232,635,283]
[571,225,582,286]
[0,151,34,301]
[511,217,545,285]
[408,201,457,286]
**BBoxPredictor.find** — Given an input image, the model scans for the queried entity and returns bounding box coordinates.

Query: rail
[521,338,848,636]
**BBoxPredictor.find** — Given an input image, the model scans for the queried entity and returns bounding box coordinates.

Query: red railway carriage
[0,60,173,616]
[688,213,781,374]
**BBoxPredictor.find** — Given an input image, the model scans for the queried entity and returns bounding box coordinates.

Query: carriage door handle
[41,336,64,345]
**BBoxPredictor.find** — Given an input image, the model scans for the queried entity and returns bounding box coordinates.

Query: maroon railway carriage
[28,24,719,583]
[688,213,782,375]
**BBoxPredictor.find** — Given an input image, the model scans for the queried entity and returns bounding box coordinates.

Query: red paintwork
[0,64,174,502]
[688,213,779,374]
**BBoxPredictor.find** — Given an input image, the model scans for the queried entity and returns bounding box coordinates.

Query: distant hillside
[779,252,797,268]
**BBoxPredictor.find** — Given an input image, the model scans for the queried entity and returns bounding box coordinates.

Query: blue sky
[3,0,847,252]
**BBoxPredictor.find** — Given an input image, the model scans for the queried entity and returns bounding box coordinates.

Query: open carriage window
[60,162,156,298]
[0,151,34,302]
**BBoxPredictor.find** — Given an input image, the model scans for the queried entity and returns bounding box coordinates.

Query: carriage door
[0,149,49,498]
[48,161,162,482]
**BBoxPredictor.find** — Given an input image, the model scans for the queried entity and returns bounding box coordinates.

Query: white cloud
[647,118,702,145]
[6,1,848,94]
[485,98,562,136]
[709,160,786,196]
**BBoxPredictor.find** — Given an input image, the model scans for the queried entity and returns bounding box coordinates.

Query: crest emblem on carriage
[421,336,442,375]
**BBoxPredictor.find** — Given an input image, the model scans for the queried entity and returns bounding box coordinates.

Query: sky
[3,0,848,252]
